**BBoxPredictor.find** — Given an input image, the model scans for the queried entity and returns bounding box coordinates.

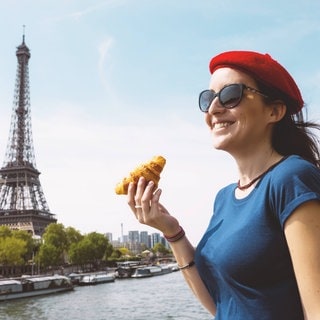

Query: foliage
[118,247,130,256]
[38,223,67,268]
[37,242,62,267]
[152,243,170,255]
[68,232,112,267]
[0,223,116,269]
[110,249,123,259]
[0,237,27,265]
[0,226,12,238]
[12,229,34,261]
[65,226,83,246]
[0,226,33,265]
[42,223,68,250]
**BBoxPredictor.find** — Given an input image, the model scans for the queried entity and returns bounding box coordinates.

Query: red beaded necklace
[237,157,287,191]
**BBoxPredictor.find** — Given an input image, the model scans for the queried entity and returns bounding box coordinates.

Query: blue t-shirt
[195,155,320,320]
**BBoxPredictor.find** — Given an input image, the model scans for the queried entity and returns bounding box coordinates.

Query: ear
[268,101,286,123]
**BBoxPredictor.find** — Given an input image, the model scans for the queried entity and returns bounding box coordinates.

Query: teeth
[214,122,231,129]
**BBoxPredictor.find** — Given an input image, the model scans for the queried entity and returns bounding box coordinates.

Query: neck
[236,150,283,190]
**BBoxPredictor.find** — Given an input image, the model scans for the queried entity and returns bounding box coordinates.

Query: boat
[166,262,179,271]
[131,265,172,278]
[78,273,115,286]
[0,274,74,301]
[115,261,147,279]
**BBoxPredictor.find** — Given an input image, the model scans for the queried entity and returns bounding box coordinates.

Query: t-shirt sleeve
[269,160,320,228]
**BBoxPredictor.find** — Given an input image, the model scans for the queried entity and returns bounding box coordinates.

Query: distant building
[140,231,149,247]
[105,232,112,242]
[150,233,161,248]
[128,230,140,243]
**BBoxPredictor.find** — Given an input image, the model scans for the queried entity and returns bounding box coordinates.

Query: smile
[213,122,234,129]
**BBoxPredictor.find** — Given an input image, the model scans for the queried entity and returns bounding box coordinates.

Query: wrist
[163,226,185,243]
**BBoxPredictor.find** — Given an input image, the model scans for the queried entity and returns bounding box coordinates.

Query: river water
[0,271,213,320]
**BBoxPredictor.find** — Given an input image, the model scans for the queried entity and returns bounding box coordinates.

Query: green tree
[68,232,112,268]
[42,223,68,250]
[105,241,113,260]
[86,232,109,263]
[65,226,83,247]
[37,242,62,268]
[152,243,170,255]
[0,226,12,238]
[36,223,69,268]
[110,249,122,259]
[68,237,92,267]
[12,230,34,262]
[0,237,27,265]
[118,247,130,256]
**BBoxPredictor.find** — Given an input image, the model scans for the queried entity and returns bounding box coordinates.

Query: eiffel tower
[0,34,56,236]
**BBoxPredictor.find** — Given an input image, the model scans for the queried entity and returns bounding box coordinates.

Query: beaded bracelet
[178,260,195,270]
[164,226,185,242]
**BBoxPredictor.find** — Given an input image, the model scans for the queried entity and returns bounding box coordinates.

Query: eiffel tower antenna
[0,32,57,235]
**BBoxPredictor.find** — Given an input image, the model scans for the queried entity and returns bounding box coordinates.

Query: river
[0,271,213,320]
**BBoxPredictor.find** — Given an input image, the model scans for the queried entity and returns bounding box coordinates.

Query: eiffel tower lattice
[0,34,56,236]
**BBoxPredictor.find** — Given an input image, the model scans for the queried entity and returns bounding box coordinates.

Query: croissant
[115,155,166,195]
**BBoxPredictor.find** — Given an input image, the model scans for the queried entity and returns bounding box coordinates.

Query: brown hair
[257,81,320,167]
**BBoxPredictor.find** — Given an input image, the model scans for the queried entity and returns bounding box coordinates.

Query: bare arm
[169,235,216,315]
[127,177,216,316]
[284,200,320,320]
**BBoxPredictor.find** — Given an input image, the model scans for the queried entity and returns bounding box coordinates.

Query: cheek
[238,113,247,129]
[205,114,212,128]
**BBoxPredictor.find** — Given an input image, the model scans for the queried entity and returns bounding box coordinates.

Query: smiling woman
[125,50,320,320]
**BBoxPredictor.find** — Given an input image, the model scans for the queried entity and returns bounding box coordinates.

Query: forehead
[209,67,257,89]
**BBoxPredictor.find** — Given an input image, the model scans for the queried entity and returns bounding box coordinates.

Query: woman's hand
[127,176,180,236]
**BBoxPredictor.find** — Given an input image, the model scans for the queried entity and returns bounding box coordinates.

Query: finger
[127,182,137,210]
[135,177,148,204]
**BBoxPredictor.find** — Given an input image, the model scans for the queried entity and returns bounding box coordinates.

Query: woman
[127,51,320,319]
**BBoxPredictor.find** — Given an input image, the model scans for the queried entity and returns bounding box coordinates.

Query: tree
[68,232,113,268]
[39,223,69,267]
[37,242,62,268]
[0,237,27,265]
[118,247,130,256]
[12,230,34,262]
[0,226,12,238]
[86,232,109,263]
[65,227,83,247]
[152,243,170,255]
[42,223,68,250]
[0,226,32,265]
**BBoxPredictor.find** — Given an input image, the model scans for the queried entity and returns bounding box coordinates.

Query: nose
[207,96,225,115]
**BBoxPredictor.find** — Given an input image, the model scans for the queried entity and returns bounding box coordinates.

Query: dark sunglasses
[198,83,268,112]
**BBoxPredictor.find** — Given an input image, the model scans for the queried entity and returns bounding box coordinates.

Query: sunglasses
[198,83,268,112]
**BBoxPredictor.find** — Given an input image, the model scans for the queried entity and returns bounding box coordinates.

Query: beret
[209,51,303,114]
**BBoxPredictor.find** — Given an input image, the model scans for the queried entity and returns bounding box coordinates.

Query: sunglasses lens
[199,90,213,112]
[198,84,244,112]
[219,84,242,109]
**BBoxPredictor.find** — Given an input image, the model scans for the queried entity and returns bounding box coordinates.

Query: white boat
[131,265,172,278]
[78,273,115,286]
[0,275,74,301]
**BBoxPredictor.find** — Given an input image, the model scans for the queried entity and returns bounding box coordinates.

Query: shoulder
[271,155,320,183]
[266,155,320,226]
[215,183,236,200]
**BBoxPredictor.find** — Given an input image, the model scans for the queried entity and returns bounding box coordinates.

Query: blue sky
[0,0,319,244]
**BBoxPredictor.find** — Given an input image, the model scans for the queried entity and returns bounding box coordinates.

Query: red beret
[209,51,303,114]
